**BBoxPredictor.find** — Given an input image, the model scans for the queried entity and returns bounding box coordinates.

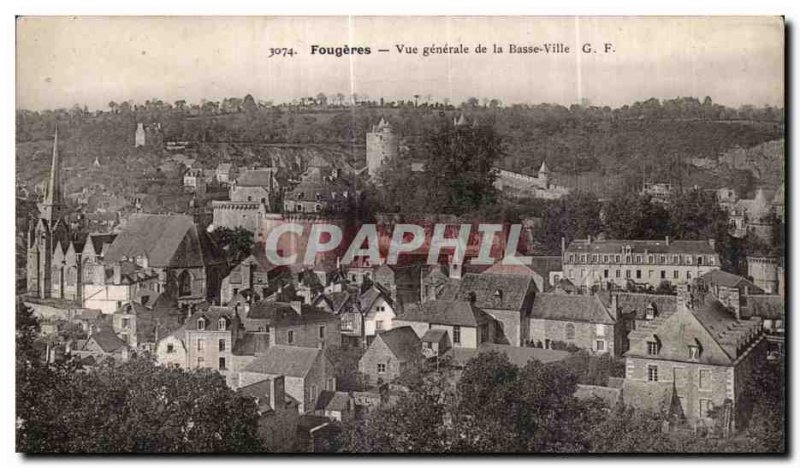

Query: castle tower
[134,122,146,147]
[366,118,399,178]
[538,160,550,189]
[747,256,779,294]
[28,127,67,298]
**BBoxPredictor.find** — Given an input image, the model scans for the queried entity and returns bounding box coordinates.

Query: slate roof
[446,343,570,368]
[614,293,677,320]
[421,328,448,343]
[86,330,127,354]
[358,283,393,312]
[104,214,224,268]
[626,294,762,365]
[398,300,494,327]
[700,269,763,293]
[744,295,784,320]
[245,301,338,326]
[566,239,716,255]
[241,345,323,378]
[237,169,276,187]
[530,293,617,324]
[315,390,351,412]
[440,273,533,312]
[232,332,271,356]
[185,307,236,332]
[482,258,541,279]
[375,326,423,363]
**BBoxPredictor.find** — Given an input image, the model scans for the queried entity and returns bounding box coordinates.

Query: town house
[624,284,765,432]
[359,326,423,386]
[393,299,498,349]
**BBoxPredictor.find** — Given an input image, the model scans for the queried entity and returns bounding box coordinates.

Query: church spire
[39,125,64,224]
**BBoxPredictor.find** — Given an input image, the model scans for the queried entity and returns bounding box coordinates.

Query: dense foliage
[16,304,264,454]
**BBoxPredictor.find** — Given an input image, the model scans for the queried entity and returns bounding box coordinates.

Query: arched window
[565,323,575,341]
[178,270,192,297]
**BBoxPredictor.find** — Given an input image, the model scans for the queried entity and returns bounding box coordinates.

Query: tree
[604,192,671,239]
[210,227,254,265]
[17,357,264,453]
[243,94,258,114]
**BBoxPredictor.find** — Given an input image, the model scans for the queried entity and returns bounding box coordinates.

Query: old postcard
[15,16,785,454]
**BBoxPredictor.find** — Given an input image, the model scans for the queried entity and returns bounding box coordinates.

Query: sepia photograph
[13,15,786,455]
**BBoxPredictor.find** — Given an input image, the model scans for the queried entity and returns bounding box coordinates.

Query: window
[218,318,228,331]
[673,270,679,279]
[565,323,575,341]
[219,357,227,370]
[687,271,692,280]
[648,255,653,264]
[603,255,609,263]
[636,255,642,263]
[121,318,130,329]
[616,270,621,278]
[604,269,609,278]
[178,271,192,297]
[615,255,621,263]
[258,326,266,333]
[219,339,226,352]
[699,369,711,391]
[197,318,206,330]
[645,305,655,320]
[647,341,659,355]
[197,357,204,367]
[709,257,715,265]
[647,365,659,382]
[595,324,605,337]
[636,270,642,279]
[197,339,205,351]
[697,256,703,266]
[661,270,666,279]
[453,326,461,344]
[688,345,700,360]
[763,319,773,330]
[699,399,714,418]
[626,270,631,279]
[375,320,385,331]
[287,330,294,344]
[592,254,597,263]
[319,326,325,339]
[673,255,679,264]
[569,254,575,263]
[660,256,666,264]
[685,256,693,265]
[596,340,605,352]
[377,363,386,374]
[166,343,174,354]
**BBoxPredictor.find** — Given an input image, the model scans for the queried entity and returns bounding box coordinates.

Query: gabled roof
[358,283,393,312]
[315,391,351,413]
[232,332,271,356]
[86,330,127,354]
[482,258,542,279]
[421,328,448,343]
[373,326,422,363]
[441,273,533,312]
[104,214,224,268]
[185,307,236,332]
[398,300,494,327]
[242,345,323,378]
[531,293,617,324]
[700,270,763,292]
[625,295,762,365]
[614,293,677,320]
[245,301,338,326]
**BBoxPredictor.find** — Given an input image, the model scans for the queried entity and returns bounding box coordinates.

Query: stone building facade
[366,118,399,178]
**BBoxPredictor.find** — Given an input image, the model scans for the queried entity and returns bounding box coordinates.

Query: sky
[16,16,784,111]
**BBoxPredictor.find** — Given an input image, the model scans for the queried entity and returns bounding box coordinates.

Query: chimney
[290,300,302,314]
[708,238,716,250]
[242,262,252,289]
[467,291,477,304]
[561,237,566,256]
[611,292,618,317]
[665,236,670,246]
[587,235,592,244]
[112,263,122,284]
[268,326,276,346]
[270,375,285,410]
[677,284,693,311]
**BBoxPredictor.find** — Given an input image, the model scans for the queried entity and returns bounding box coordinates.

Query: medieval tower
[134,122,146,147]
[366,118,399,178]
[27,127,68,298]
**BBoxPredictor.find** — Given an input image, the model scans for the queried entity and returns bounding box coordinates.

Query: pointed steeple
[539,159,549,175]
[39,125,64,224]
[454,113,468,127]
